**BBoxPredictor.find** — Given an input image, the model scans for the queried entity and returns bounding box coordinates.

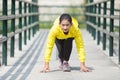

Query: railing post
[90,5,94,37]
[32,0,34,37]
[36,0,39,31]
[97,3,101,45]
[89,0,95,39]
[28,4,31,40]
[35,5,39,32]
[85,6,88,31]
[90,0,93,35]
[85,0,89,28]
[32,0,38,37]
[18,1,22,50]
[24,3,27,45]
[118,5,120,64]
[10,0,15,57]
[87,6,90,32]
[93,4,96,40]
[103,2,107,50]
[32,3,35,37]
[2,0,8,65]
[109,0,114,56]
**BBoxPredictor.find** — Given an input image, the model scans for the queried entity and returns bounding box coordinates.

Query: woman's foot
[63,61,71,72]
[59,64,63,70]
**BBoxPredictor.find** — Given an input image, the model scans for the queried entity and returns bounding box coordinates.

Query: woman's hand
[40,62,50,73]
[80,62,91,72]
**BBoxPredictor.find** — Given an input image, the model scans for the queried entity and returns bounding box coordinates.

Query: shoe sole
[63,69,71,72]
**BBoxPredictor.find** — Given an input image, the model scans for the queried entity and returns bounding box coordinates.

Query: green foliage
[39,22,53,29]
[114,27,119,32]
[79,22,86,29]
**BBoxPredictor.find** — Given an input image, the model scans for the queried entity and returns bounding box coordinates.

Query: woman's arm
[40,62,50,72]
[80,62,91,72]
[40,26,57,73]
[75,29,91,72]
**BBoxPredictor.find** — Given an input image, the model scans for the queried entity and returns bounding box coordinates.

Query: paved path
[0,29,120,80]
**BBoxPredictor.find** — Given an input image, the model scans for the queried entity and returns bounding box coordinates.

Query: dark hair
[59,13,72,24]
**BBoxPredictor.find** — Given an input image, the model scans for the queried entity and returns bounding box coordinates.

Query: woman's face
[59,19,72,33]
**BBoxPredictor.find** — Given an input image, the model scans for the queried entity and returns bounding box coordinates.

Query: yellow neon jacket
[44,17,86,62]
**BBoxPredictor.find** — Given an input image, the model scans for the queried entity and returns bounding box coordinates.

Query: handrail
[0,13,39,20]
[85,13,119,19]
[85,0,110,6]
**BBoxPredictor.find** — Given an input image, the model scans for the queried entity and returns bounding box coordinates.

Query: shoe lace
[64,62,69,66]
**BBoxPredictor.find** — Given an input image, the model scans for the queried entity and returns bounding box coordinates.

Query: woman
[40,13,91,72]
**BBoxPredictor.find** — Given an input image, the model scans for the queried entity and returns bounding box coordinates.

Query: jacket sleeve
[74,28,86,62]
[44,18,59,62]
[44,27,56,62]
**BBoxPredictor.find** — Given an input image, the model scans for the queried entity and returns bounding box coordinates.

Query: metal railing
[0,0,39,66]
[85,0,120,64]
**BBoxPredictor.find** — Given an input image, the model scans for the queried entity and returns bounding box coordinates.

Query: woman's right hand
[40,62,50,73]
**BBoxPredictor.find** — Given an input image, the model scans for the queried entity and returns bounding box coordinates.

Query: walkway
[0,29,120,80]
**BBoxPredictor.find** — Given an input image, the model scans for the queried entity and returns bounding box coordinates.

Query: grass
[39,22,53,29]
[79,22,86,29]
[114,27,119,32]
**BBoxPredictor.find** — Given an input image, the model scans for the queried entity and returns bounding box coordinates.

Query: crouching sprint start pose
[40,13,91,72]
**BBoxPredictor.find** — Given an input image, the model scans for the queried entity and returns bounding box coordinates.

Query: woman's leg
[55,38,74,71]
[63,38,74,61]
[55,39,64,63]
[55,38,74,62]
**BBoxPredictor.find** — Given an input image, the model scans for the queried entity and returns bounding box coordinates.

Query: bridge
[0,0,120,80]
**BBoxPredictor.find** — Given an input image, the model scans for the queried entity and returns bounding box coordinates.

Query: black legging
[55,38,74,62]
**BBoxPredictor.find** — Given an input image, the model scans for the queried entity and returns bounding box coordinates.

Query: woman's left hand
[80,62,92,72]
[80,66,91,72]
